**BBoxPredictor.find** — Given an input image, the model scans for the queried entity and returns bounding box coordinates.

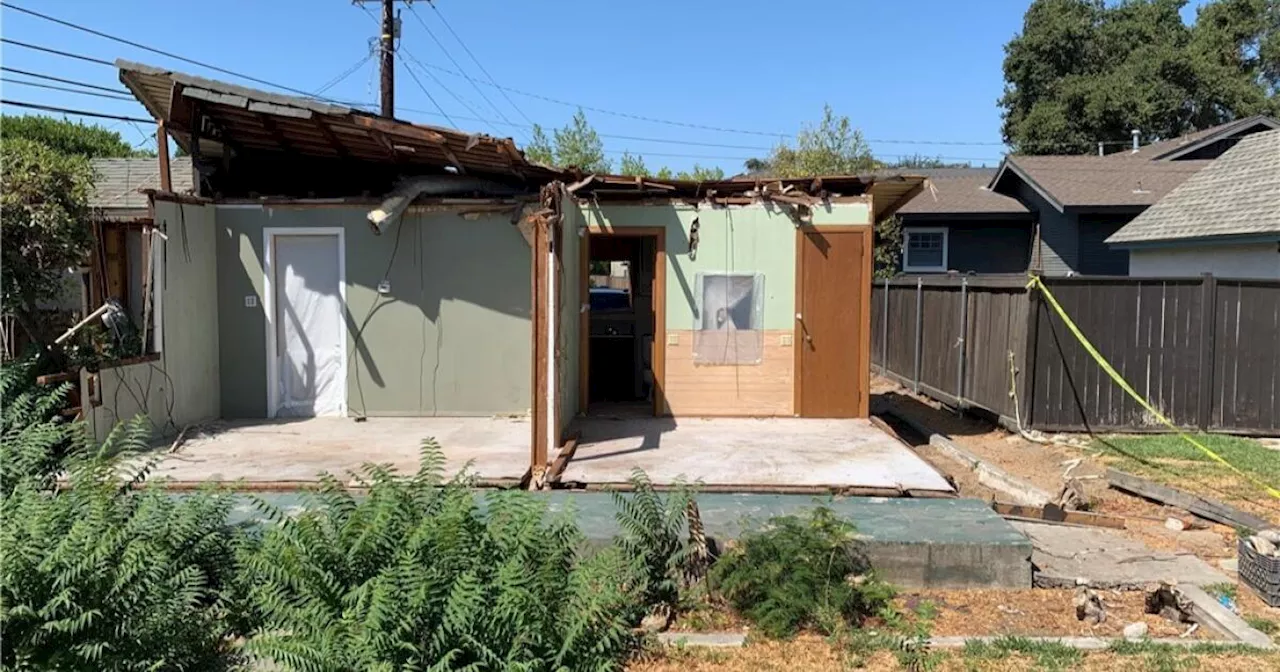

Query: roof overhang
[989,157,1065,212]
[116,59,561,182]
[1108,232,1280,250]
[1152,116,1280,161]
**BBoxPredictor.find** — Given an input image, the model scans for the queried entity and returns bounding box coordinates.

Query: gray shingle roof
[1106,129,1280,245]
[892,168,1029,215]
[994,156,1209,210]
[89,157,194,211]
[1107,115,1280,161]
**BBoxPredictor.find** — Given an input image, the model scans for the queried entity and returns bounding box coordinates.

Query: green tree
[675,164,726,181]
[525,123,554,165]
[1,138,95,347]
[524,109,611,172]
[746,105,880,178]
[1000,0,1280,155]
[619,151,649,176]
[0,115,151,158]
[887,154,972,169]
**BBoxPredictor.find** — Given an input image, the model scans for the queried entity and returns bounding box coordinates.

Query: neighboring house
[1106,129,1280,279]
[898,115,1280,276]
[892,168,1031,274]
[99,60,925,473]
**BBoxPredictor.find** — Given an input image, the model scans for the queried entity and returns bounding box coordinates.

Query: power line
[392,53,458,128]
[405,5,523,139]
[0,99,152,123]
[315,50,375,96]
[1,1,350,103]
[0,37,114,66]
[1,66,129,94]
[1,78,137,101]
[421,0,536,128]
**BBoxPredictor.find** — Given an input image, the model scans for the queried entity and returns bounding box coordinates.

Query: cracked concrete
[1012,521,1229,589]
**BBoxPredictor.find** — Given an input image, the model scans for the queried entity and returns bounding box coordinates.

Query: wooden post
[529,218,549,472]
[1022,275,1042,429]
[956,276,968,410]
[913,276,923,393]
[156,120,172,192]
[1197,273,1217,431]
[379,0,395,117]
[880,276,889,374]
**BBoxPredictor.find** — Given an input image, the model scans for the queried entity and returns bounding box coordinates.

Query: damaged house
[98,60,944,493]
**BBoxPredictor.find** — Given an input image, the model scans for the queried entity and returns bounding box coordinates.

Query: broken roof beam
[350,115,446,145]
[312,118,349,159]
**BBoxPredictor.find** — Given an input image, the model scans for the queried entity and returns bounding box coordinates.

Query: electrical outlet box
[667,333,680,346]
[780,334,793,346]
[244,295,257,308]
[377,280,392,295]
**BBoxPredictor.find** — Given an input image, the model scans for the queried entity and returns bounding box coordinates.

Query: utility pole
[354,0,407,118]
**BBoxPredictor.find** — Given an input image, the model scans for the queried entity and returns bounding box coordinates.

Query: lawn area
[1093,433,1280,484]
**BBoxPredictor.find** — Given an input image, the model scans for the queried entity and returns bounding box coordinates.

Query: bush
[711,507,895,638]
[239,441,649,671]
[0,356,80,493]
[1,418,249,671]
[612,469,697,613]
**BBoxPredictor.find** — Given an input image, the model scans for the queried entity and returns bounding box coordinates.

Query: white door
[272,234,345,417]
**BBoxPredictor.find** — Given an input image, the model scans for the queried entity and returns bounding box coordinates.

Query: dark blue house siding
[1076,215,1133,275]
[945,223,1032,273]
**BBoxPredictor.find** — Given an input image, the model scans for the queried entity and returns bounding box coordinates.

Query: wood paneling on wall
[662,329,794,416]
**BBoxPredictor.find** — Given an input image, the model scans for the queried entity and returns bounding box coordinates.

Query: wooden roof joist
[116,59,561,183]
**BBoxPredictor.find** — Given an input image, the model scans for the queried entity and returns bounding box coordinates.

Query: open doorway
[581,228,665,417]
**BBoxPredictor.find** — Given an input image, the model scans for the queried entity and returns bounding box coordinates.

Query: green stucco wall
[557,200,582,430]
[577,201,870,331]
[215,205,531,418]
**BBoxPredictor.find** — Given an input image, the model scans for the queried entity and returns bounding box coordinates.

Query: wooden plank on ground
[992,501,1126,530]
[1106,468,1274,532]
[546,432,580,486]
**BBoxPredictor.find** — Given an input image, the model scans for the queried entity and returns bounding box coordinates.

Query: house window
[693,272,764,365]
[903,227,948,272]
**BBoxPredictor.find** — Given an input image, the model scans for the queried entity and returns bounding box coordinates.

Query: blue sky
[1,0,1210,172]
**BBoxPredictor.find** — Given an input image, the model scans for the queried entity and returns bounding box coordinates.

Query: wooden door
[796,228,869,418]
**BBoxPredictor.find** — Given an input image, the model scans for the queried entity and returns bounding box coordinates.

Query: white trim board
[262,227,348,418]
[902,226,949,273]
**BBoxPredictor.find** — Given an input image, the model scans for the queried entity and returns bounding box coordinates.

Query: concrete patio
[558,416,956,494]
[141,416,531,486]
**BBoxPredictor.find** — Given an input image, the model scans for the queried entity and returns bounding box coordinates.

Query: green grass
[1203,581,1239,602]
[1093,433,1280,483]
[1245,615,1278,636]
[961,637,1083,671]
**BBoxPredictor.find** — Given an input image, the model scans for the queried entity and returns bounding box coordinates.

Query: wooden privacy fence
[871,274,1280,435]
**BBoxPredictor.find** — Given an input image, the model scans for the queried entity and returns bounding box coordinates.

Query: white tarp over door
[273,234,345,417]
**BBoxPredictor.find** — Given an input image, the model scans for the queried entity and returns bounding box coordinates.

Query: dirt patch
[898,588,1209,640]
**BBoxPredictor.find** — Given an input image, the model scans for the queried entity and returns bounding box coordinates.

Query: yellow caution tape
[1026,275,1280,500]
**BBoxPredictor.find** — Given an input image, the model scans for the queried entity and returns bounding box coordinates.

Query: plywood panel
[663,329,793,416]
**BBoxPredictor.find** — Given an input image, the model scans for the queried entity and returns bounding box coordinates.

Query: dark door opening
[585,232,660,416]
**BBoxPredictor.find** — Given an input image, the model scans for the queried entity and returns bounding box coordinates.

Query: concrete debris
[1074,584,1107,624]
[1180,623,1200,638]
[1249,534,1279,557]
[1014,521,1229,590]
[1145,581,1195,624]
[1054,478,1088,511]
[1165,517,1186,531]
[1123,622,1149,640]
[1257,529,1280,545]
[1218,558,1239,572]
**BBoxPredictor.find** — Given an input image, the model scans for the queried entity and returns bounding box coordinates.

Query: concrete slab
[229,493,1029,589]
[1011,521,1230,589]
[140,417,530,484]
[561,416,954,492]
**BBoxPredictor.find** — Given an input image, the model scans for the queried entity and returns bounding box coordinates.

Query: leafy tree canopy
[1001,0,1280,155]
[0,137,95,347]
[526,108,610,173]
[741,105,881,178]
[0,115,152,159]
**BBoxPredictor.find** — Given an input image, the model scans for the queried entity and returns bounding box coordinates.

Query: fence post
[913,277,923,393]
[1197,273,1217,431]
[1022,275,1042,430]
[881,277,890,375]
[956,276,968,410]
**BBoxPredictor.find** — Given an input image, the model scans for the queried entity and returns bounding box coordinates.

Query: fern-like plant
[239,439,644,672]
[0,355,79,493]
[1,416,250,671]
[611,469,695,614]
[711,506,895,639]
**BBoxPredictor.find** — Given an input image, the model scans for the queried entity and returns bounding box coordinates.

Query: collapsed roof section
[564,173,928,221]
[117,60,561,197]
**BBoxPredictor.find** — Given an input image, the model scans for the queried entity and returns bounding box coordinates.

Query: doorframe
[262,226,348,419]
[578,224,667,417]
[793,225,873,418]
